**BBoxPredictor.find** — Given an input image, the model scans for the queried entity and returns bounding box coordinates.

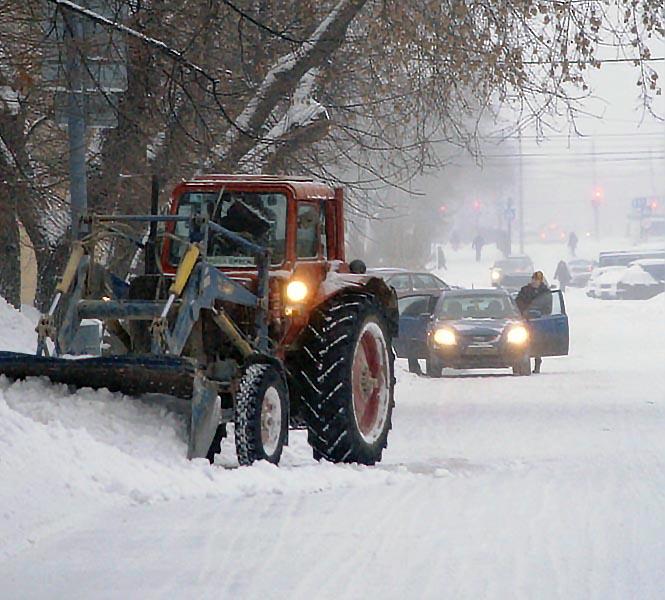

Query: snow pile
[0,297,37,353]
[0,374,413,560]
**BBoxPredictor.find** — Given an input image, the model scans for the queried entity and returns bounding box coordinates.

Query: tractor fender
[318,271,399,337]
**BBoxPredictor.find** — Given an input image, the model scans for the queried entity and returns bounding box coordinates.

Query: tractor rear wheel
[297,293,395,465]
[235,363,288,466]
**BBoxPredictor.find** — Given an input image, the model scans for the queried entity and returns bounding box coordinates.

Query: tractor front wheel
[235,363,288,466]
[297,294,395,465]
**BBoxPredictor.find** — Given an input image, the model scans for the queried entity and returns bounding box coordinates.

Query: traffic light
[472,199,481,212]
[650,199,659,211]
[592,186,603,207]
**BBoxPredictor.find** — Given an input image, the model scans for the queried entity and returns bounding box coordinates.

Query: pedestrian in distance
[437,246,447,270]
[472,233,485,262]
[554,260,572,292]
[450,231,460,251]
[568,231,578,257]
[516,271,551,374]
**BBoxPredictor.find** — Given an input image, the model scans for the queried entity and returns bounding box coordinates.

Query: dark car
[490,255,534,290]
[395,288,569,377]
[568,258,596,287]
[367,268,450,298]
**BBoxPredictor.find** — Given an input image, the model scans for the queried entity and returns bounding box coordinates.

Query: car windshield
[436,294,519,319]
[170,191,288,266]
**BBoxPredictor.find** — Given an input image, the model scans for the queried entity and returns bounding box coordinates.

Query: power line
[485,150,665,158]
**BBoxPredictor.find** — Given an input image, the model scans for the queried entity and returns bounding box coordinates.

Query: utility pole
[518,128,524,253]
[591,138,599,240]
[63,10,87,240]
[506,197,513,256]
[43,2,128,240]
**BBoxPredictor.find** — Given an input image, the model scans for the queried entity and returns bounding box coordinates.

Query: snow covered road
[1,248,665,599]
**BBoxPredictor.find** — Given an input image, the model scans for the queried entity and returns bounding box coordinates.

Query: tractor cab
[164,175,345,271]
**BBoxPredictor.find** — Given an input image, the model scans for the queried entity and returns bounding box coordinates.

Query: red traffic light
[472,200,481,212]
[592,186,604,207]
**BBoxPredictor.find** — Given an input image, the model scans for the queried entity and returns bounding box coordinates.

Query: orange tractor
[0,175,398,465]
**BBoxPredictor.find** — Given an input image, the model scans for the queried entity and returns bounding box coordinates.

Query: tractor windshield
[170,191,288,266]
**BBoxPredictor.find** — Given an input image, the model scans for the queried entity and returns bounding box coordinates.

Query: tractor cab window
[170,191,287,267]
[297,203,319,258]
[319,202,328,259]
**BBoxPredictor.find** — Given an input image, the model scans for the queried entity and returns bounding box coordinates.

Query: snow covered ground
[1,241,664,599]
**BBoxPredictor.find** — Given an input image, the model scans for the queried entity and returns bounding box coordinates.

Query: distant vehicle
[586,266,626,299]
[616,264,664,300]
[367,268,450,298]
[490,255,534,290]
[597,249,665,268]
[538,223,567,243]
[568,258,596,287]
[423,288,569,377]
[630,258,665,283]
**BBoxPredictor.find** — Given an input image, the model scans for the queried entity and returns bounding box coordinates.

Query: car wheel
[512,356,531,376]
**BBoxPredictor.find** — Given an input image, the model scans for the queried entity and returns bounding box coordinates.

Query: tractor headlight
[506,325,529,345]
[433,327,457,346]
[491,269,502,282]
[286,280,309,303]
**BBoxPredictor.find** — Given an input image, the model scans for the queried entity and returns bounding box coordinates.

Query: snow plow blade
[0,351,196,398]
[0,352,220,460]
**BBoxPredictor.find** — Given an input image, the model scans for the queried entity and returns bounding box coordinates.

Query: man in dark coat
[516,271,551,373]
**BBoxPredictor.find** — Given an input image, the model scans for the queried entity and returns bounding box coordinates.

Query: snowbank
[0,294,415,559]
[0,297,37,353]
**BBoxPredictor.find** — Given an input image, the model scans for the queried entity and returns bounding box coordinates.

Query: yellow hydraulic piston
[160,243,201,318]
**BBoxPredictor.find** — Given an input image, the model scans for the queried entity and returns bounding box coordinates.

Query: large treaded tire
[295,293,395,465]
[235,363,288,466]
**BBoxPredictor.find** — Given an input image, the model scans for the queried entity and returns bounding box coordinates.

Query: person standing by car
[554,260,572,292]
[516,271,551,373]
[437,245,447,270]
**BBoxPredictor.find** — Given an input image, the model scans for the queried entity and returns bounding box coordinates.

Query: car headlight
[433,327,456,346]
[491,269,501,282]
[285,280,309,303]
[506,325,529,345]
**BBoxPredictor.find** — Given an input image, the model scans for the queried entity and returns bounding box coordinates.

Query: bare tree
[0,0,662,305]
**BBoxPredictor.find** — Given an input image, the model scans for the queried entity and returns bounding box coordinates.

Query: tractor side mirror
[349,259,367,274]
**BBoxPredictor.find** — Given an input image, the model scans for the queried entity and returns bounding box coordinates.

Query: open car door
[394,294,439,359]
[526,290,569,357]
